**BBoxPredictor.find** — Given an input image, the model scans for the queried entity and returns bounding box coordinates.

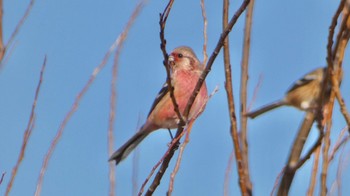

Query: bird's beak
[168,55,175,66]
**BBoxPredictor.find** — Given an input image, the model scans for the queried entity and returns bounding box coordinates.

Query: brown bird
[247,67,328,119]
[109,46,208,165]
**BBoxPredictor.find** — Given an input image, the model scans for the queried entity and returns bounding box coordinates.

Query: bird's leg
[168,128,174,139]
[167,128,174,147]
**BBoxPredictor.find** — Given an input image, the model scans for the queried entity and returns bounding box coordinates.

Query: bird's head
[168,46,200,71]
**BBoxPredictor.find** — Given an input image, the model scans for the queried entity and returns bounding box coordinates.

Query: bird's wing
[147,82,169,117]
[286,68,326,93]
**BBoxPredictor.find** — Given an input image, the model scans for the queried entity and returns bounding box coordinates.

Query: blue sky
[1,0,350,195]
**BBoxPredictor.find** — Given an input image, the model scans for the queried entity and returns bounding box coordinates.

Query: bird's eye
[177,53,183,58]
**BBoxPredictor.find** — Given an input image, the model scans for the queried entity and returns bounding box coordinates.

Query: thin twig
[0,172,5,185]
[326,0,346,69]
[321,2,350,195]
[200,0,208,65]
[5,57,47,196]
[240,0,255,193]
[0,0,35,69]
[334,87,350,130]
[271,167,285,196]
[330,138,349,195]
[332,0,350,65]
[34,2,145,195]
[307,146,321,196]
[320,98,335,196]
[159,0,184,125]
[0,0,4,62]
[108,2,146,195]
[0,172,5,188]
[332,14,350,131]
[328,127,349,163]
[224,149,235,196]
[144,87,214,195]
[132,116,143,196]
[139,130,186,195]
[167,121,194,196]
[222,0,247,194]
[141,1,184,194]
[247,74,263,112]
[167,86,217,195]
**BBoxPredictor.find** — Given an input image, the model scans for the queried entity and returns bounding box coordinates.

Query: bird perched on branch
[109,46,208,165]
[247,67,328,119]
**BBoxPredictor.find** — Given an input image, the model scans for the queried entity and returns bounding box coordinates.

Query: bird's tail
[109,126,151,165]
[246,100,285,119]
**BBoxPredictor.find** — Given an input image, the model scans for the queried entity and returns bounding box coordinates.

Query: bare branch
[295,130,323,169]
[277,111,316,195]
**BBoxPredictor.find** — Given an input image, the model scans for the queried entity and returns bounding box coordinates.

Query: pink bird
[109,46,208,165]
